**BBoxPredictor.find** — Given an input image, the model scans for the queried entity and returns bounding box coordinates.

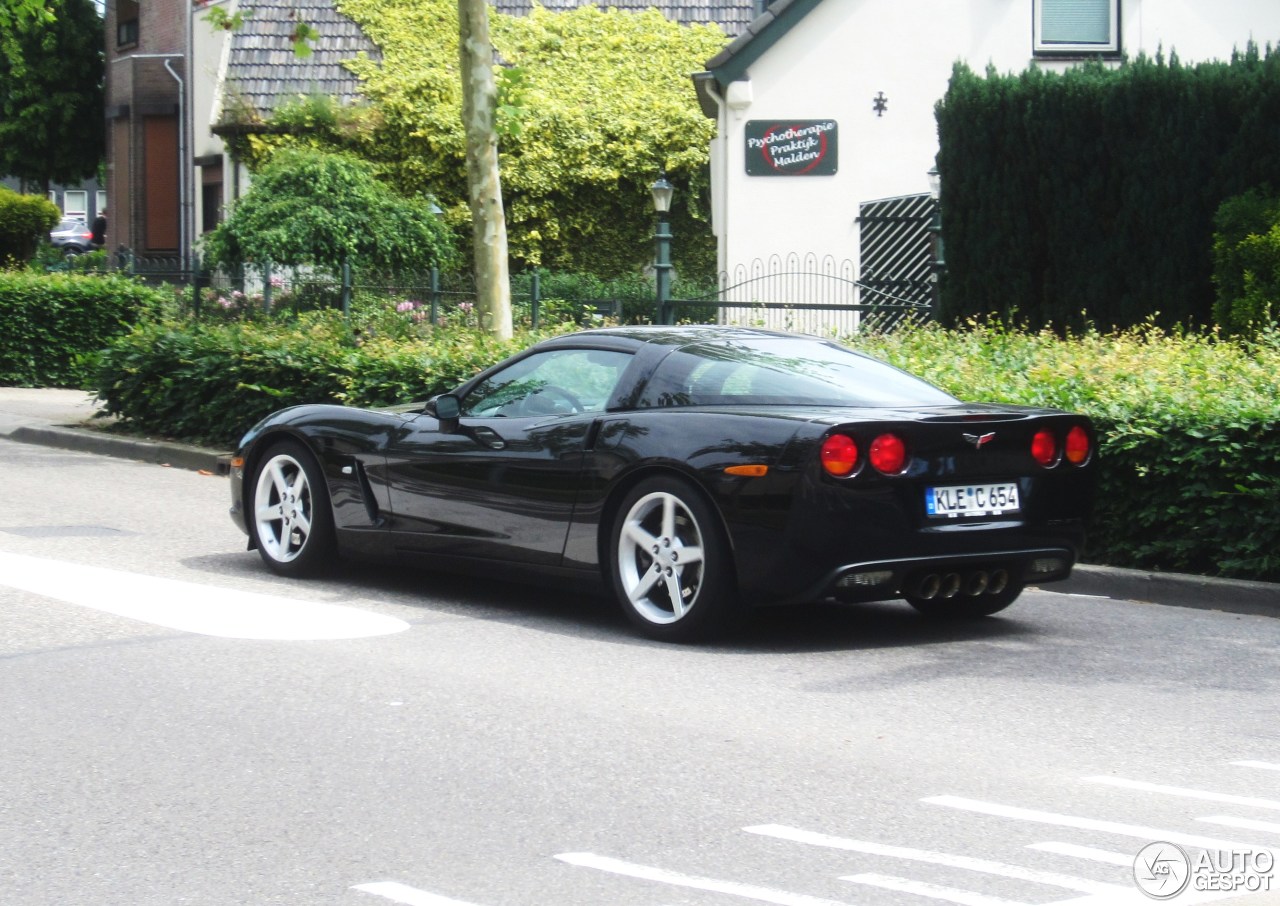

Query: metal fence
[668,254,934,335]
[89,250,934,335]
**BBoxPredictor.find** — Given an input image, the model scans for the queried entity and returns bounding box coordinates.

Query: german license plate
[925,483,1020,518]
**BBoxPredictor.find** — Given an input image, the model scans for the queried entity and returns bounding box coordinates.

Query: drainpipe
[693,72,731,281]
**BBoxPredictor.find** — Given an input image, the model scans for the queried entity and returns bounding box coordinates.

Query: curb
[1054,563,1280,620]
[6,418,1280,619]
[8,424,228,474]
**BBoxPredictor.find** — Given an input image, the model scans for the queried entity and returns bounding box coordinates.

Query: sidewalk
[2,386,1278,620]
[0,386,224,473]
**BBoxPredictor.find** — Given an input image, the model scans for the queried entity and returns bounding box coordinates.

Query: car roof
[536,324,820,352]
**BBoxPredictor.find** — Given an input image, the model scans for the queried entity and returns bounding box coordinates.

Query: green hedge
[0,271,168,387]
[91,314,548,447]
[936,46,1280,331]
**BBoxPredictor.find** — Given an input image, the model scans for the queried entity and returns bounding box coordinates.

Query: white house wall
[191,0,235,244]
[712,0,1280,284]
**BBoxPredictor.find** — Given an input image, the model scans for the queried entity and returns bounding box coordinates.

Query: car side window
[463,349,633,418]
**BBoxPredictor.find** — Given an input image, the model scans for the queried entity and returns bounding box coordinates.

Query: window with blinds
[1034,0,1119,54]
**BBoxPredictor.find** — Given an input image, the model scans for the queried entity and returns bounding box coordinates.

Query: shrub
[201,148,457,274]
[0,271,168,386]
[0,186,60,269]
[92,313,548,447]
[1212,188,1280,333]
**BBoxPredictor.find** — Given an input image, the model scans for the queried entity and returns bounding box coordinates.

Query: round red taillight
[1031,430,1059,467]
[869,433,907,474]
[1065,425,1091,465]
[821,434,859,477]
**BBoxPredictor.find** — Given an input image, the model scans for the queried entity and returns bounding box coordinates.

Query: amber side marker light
[820,434,859,477]
[230,456,245,469]
[725,464,769,477]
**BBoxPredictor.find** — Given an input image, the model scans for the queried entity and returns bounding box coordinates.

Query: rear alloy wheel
[610,477,735,642]
[249,440,335,577]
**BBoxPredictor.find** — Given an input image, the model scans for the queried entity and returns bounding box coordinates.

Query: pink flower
[396,300,418,312]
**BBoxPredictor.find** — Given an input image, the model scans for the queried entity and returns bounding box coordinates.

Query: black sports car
[228,326,1095,641]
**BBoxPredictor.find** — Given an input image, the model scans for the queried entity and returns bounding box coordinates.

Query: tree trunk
[457,0,513,341]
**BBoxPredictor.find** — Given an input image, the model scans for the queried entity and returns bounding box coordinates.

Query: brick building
[103,0,190,258]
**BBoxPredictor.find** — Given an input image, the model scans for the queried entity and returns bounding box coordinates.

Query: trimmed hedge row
[91,314,549,447]
[0,271,168,387]
[936,47,1280,331]
[91,318,1280,582]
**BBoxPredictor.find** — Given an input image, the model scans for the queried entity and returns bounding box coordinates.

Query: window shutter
[1041,0,1111,45]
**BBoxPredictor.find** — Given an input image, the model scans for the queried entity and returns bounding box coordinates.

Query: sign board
[745,120,838,176]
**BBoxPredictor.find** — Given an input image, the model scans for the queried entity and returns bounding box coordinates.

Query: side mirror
[431,393,462,432]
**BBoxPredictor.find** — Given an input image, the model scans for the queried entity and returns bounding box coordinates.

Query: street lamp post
[650,172,675,325]
[927,165,945,314]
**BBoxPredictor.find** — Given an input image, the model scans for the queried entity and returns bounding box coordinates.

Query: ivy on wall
[231,0,728,280]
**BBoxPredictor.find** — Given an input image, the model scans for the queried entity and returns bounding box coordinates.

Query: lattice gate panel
[858,193,936,307]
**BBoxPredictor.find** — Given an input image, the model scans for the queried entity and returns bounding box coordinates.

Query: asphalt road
[2,438,1279,906]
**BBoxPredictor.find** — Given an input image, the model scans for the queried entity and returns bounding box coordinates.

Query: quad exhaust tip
[913,568,1009,600]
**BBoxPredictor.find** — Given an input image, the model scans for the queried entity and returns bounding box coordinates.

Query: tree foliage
[935,45,1280,332]
[201,148,455,272]
[263,0,727,279]
[0,0,104,192]
[0,0,52,30]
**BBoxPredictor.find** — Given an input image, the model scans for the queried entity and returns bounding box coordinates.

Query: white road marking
[1026,842,1134,866]
[923,796,1277,855]
[1199,815,1280,834]
[554,852,857,906]
[0,551,409,640]
[1233,761,1280,773]
[352,882,485,906]
[841,873,1029,906]
[1084,776,1280,811]
[745,824,1124,894]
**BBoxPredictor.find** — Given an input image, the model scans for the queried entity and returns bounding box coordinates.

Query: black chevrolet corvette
[228,326,1095,640]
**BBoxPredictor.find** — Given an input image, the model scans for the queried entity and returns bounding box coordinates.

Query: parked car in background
[48,218,96,254]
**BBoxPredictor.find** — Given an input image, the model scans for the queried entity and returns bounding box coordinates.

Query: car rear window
[637,337,957,408]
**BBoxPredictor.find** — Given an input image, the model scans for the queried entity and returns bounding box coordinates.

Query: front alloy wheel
[610,477,734,641]
[250,441,334,576]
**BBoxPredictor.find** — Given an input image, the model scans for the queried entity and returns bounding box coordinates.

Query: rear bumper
[806,546,1075,605]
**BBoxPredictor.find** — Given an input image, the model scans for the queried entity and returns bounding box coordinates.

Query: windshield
[637,337,957,408]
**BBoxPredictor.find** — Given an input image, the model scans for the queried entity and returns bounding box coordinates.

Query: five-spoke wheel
[609,477,735,641]
[249,440,334,576]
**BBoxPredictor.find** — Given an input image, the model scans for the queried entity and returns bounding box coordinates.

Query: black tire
[906,576,1024,619]
[608,476,736,642]
[248,440,336,577]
